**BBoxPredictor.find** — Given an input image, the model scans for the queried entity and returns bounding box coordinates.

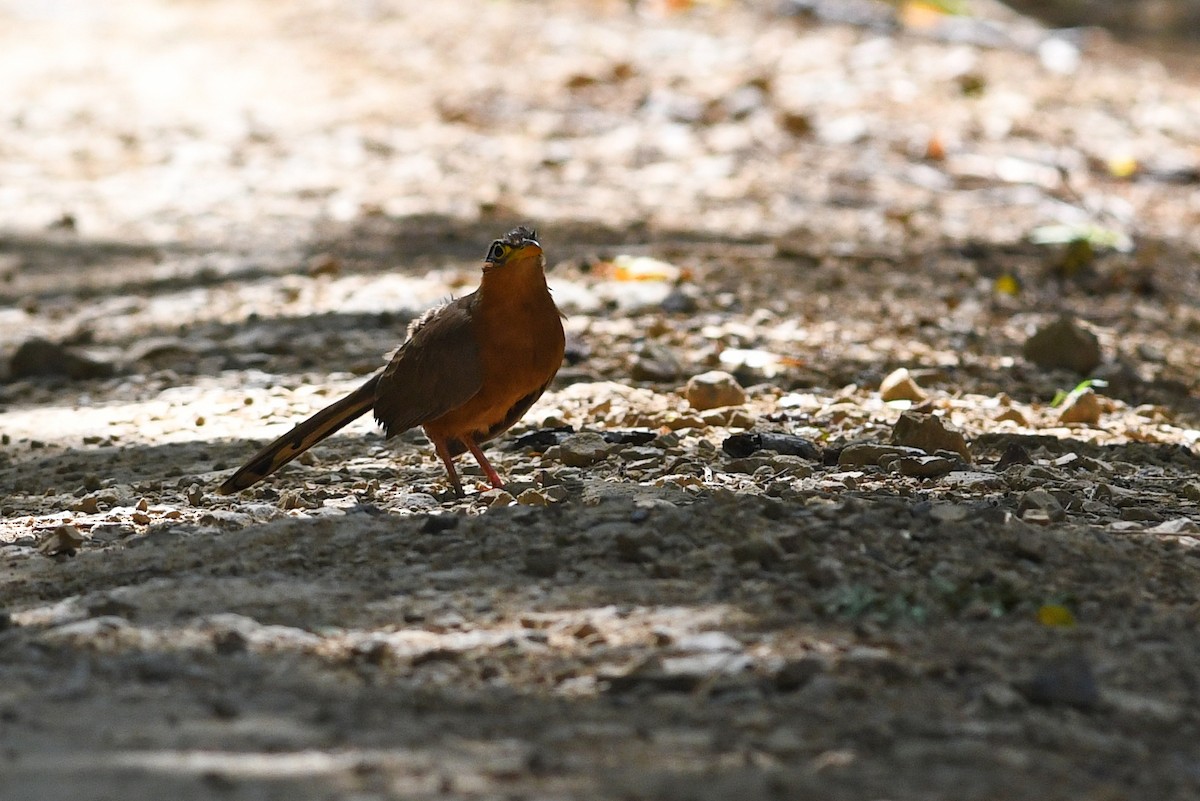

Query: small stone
[1038,36,1080,75]
[994,407,1028,426]
[631,342,683,383]
[1022,653,1101,710]
[1145,518,1199,534]
[723,432,820,460]
[1022,316,1101,374]
[726,409,757,428]
[1019,489,1065,523]
[38,525,85,556]
[879,368,926,402]
[929,503,970,523]
[89,524,133,543]
[685,370,746,411]
[557,432,613,467]
[891,412,970,461]
[995,443,1033,470]
[1057,388,1101,425]
[71,494,101,514]
[480,489,515,508]
[898,455,957,478]
[676,631,743,653]
[767,455,814,478]
[540,484,569,502]
[838,443,926,468]
[699,408,735,427]
[516,488,552,506]
[981,682,1025,710]
[662,412,706,431]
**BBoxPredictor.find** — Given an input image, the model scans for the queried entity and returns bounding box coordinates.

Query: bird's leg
[464,437,504,489]
[432,439,465,498]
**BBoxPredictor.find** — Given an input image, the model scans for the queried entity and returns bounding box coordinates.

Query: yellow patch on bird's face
[483,243,543,273]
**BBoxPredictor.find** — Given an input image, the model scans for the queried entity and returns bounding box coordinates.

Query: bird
[217,225,565,498]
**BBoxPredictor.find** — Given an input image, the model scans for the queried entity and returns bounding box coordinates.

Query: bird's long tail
[217,374,381,494]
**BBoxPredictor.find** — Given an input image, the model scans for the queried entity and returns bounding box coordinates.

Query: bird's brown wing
[373,296,483,437]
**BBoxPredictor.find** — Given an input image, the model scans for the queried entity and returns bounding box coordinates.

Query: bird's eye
[488,242,507,262]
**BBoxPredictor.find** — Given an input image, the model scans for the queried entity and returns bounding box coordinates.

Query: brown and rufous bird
[218,226,565,497]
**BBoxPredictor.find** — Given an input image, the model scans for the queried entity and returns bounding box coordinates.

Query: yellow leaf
[1037,604,1076,627]
[993,272,1020,296]
[1107,155,1139,179]
[900,1,946,29]
[605,255,688,283]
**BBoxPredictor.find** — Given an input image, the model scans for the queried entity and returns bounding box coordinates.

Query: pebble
[928,503,971,523]
[994,406,1029,426]
[838,443,925,468]
[1022,316,1101,374]
[723,432,821,460]
[685,370,746,411]
[891,412,970,461]
[1022,653,1101,710]
[1057,388,1101,425]
[556,432,614,467]
[898,455,957,478]
[1018,489,1065,523]
[479,489,516,508]
[89,524,134,543]
[699,407,757,428]
[539,484,569,502]
[941,471,1004,490]
[38,525,85,556]
[516,488,553,506]
[72,494,101,514]
[631,342,683,383]
[768,455,814,477]
[675,631,743,653]
[186,484,205,506]
[1144,518,1199,534]
[879,367,927,402]
[981,682,1026,710]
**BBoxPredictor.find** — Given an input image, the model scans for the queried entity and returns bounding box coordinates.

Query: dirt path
[2,2,1200,799]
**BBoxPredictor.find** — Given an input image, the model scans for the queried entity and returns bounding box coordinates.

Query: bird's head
[481,225,544,275]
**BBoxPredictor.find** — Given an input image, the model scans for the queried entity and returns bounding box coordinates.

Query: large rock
[685,370,746,411]
[1022,316,1101,374]
[9,337,116,380]
[891,411,970,461]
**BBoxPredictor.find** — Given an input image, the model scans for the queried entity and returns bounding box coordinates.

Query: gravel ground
[2,1,1200,799]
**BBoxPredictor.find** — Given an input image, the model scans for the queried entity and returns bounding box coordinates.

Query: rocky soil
[2,1,1200,799]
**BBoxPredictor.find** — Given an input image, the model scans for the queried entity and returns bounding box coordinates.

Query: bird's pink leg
[432,439,465,497]
[464,437,504,488]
